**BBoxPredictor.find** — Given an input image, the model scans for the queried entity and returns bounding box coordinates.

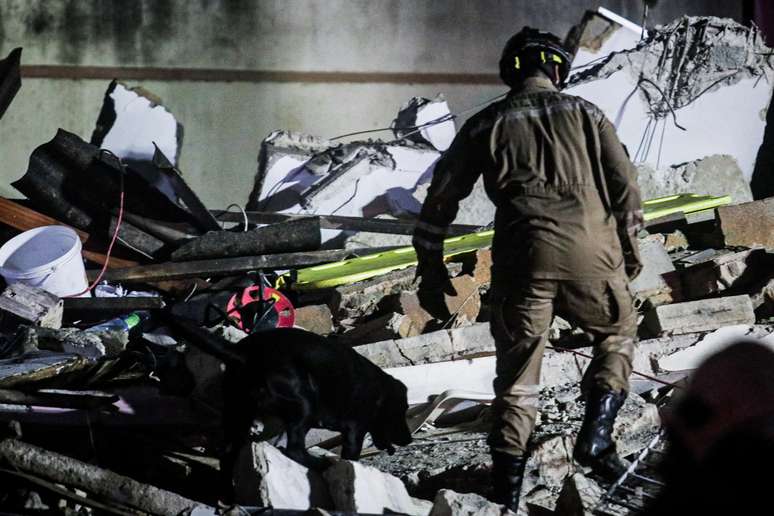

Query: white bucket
[0,226,89,297]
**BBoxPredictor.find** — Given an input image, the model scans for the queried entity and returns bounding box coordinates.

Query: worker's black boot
[573,386,630,480]
[491,450,526,511]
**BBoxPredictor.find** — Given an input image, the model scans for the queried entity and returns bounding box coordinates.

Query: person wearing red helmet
[412,27,643,509]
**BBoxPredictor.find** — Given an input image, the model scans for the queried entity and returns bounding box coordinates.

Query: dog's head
[370,376,412,454]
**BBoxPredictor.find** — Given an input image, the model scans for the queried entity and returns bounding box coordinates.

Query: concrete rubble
[0,8,772,516]
[568,16,774,187]
[430,489,515,516]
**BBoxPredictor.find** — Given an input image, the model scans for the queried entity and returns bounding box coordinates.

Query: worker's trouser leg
[487,277,637,456]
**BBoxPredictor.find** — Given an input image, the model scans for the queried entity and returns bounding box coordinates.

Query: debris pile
[0,10,771,515]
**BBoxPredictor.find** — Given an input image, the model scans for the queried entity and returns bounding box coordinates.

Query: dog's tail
[159,308,246,366]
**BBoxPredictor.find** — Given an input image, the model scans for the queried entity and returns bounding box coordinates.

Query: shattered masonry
[0,8,772,516]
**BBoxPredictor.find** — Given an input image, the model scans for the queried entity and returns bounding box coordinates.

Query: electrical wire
[218,203,249,232]
[67,150,126,298]
[328,92,507,143]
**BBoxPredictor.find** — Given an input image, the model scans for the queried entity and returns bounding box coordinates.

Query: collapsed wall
[568,16,774,191]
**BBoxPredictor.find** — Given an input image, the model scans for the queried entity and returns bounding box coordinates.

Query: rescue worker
[412,27,643,509]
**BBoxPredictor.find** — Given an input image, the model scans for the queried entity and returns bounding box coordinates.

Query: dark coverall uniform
[413,76,643,456]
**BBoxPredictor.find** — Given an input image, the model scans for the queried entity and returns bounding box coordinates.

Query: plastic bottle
[85,311,150,333]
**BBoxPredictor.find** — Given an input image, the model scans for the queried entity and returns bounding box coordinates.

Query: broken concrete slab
[294,304,334,335]
[356,322,494,370]
[91,80,182,166]
[679,248,771,299]
[630,235,676,303]
[323,459,430,515]
[249,113,496,247]
[644,295,756,336]
[0,283,62,329]
[637,155,753,205]
[393,95,456,152]
[568,8,644,70]
[568,17,774,183]
[247,130,334,212]
[430,489,513,516]
[330,262,462,321]
[233,441,331,509]
[387,328,713,405]
[717,197,774,249]
[248,130,441,243]
[657,324,774,372]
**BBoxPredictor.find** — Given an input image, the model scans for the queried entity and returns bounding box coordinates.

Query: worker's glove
[617,209,644,281]
[414,247,457,296]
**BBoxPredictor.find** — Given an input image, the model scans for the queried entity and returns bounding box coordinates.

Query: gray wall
[0,0,744,209]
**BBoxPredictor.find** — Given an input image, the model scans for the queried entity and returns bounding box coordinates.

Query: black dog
[164,317,412,499]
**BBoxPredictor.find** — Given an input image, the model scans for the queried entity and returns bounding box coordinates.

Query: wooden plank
[0,197,138,269]
[0,283,63,329]
[89,249,358,283]
[0,197,88,241]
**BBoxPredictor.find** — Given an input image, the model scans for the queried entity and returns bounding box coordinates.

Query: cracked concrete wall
[0,0,745,209]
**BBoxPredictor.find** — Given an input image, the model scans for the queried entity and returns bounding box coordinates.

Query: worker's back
[460,76,633,280]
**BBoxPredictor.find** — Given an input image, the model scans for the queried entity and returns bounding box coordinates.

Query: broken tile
[717,197,774,249]
[644,295,756,336]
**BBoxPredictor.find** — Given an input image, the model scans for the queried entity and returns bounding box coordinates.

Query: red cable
[67,172,125,298]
